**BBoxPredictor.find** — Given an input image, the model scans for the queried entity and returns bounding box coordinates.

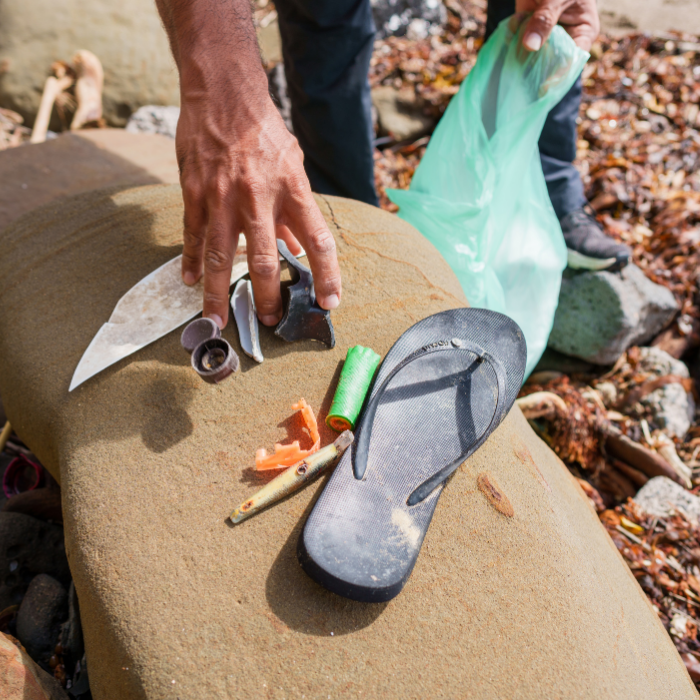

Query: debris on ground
[255,398,320,471]
[0,430,87,696]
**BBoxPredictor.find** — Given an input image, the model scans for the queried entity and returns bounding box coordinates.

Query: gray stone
[0,0,179,127]
[633,476,700,523]
[371,0,446,38]
[0,512,70,610]
[16,574,68,664]
[372,86,436,142]
[548,264,679,365]
[637,346,695,438]
[126,106,180,140]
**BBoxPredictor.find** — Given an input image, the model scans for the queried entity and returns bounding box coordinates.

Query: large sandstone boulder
[0,0,179,127]
[0,138,696,697]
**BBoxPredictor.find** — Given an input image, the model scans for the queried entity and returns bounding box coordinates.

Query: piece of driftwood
[30,64,74,144]
[70,50,103,130]
[516,391,687,487]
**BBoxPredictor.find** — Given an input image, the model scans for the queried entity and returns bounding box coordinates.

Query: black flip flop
[298,308,526,602]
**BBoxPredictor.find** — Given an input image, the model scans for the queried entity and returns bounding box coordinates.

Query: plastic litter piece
[191,338,239,384]
[255,398,321,471]
[386,17,588,377]
[3,454,43,498]
[327,345,381,431]
[231,279,263,363]
[230,431,354,524]
[180,317,221,354]
[275,240,335,348]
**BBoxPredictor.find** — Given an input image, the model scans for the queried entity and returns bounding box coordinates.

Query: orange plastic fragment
[255,398,321,471]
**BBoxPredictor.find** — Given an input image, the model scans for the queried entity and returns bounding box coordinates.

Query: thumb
[522,0,562,51]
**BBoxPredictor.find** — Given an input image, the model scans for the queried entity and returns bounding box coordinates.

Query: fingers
[565,17,599,52]
[522,0,561,51]
[246,216,283,326]
[201,206,239,328]
[284,186,341,311]
[181,186,207,286]
[521,0,599,53]
[276,224,303,256]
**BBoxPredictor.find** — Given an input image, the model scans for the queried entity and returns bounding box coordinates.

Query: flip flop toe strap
[352,337,508,506]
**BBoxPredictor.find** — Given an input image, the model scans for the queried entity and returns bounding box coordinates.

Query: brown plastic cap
[181,318,221,354]
[191,338,239,384]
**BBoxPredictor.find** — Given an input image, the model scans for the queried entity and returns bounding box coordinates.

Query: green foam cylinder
[326,345,381,432]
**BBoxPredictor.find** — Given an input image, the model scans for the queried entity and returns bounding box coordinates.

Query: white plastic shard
[69,236,250,392]
[231,279,264,364]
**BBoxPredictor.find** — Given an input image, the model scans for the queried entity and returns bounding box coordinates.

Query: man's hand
[516,0,599,53]
[156,0,341,329]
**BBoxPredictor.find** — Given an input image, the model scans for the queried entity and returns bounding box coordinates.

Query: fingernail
[321,294,340,310]
[524,32,542,51]
[208,313,224,329]
[260,314,281,327]
[183,271,196,286]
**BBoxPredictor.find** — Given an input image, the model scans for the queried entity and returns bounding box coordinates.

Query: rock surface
[0,129,178,234]
[16,575,68,664]
[372,0,446,38]
[0,179,698,698]
[549,264,679,365]
[0,631,70,700]
[0,0,179,127]
[0,513,70,610]
[634,476,700,523]
[125,106,179,140]
[372,86,436,142]
[637,346,695,439]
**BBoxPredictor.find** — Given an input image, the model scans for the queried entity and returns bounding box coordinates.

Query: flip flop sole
[298,308,526,602]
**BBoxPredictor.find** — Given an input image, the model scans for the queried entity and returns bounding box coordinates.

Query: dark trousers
[276,0,586,216]
[276,0,379,206]
[486,1,587,218]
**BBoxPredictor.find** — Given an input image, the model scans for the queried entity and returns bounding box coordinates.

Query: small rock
[125,106,180,139]
[638,345,689,377]
[548,264,679,365]
[1,630,70,700]
[633,476,700,523]
[595,381,617,407]
[371,0,446,38]
[372,86,436,142]
[16,574,68,664]
[0,512,70,610]
[637,346,695,439]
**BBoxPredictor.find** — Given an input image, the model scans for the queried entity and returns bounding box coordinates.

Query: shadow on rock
[265,490,388,636]
[140,378,194,454]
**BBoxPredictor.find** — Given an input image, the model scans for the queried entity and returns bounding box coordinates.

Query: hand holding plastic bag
[388,16,588,376]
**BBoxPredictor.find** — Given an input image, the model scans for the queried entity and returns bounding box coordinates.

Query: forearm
[155,0,269,107]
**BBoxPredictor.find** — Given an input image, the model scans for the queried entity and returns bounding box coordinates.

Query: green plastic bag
[388,16,588,376]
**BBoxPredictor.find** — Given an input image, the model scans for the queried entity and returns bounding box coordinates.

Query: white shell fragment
[232,279,264,363]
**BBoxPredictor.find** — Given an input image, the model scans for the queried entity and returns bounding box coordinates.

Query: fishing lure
[230,431,353,524]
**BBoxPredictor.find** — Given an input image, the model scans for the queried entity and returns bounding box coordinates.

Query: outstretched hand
[155,0,341,331]
[177,98,341,329]
[516,0,599,52]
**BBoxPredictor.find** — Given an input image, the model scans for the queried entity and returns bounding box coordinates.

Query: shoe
[297,308,527,602]
[560,207,631,271]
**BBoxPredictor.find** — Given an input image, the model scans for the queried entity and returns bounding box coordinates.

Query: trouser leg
[485,0,587,218]
[275,0,379,206]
